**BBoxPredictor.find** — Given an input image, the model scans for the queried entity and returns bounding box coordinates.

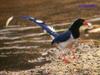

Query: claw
[62,56,70,63]
[58,54,70,64]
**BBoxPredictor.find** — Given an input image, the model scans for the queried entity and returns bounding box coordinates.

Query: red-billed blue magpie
[21,16,92,63]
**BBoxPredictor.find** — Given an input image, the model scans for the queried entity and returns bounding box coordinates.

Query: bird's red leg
[70,47,78,60]
[55,44,71,63]
[58,51,71,63]
[55,50,70,64]
[67,43,77,61]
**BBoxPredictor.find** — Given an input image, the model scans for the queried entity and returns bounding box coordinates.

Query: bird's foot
[72,56,76,59]
[62,56,71,64]
[70,48,78,61]
[58,54,71,64]
[70,55,78,62]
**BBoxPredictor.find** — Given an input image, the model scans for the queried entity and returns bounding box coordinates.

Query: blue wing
[21,16,58,38]
[51,31,71,44]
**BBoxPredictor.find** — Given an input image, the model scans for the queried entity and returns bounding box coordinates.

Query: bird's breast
[58,35,75,49]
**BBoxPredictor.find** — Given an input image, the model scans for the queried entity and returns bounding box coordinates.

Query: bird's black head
[69,18,85,31]
[69,18,91,39]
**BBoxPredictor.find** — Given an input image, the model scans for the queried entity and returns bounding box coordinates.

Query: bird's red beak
[83,20,93,29]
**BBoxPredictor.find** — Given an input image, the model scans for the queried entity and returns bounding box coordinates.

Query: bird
[21,16,92,63]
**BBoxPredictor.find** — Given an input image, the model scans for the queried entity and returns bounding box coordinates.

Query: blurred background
[0,0,100,28]
[0,0,100,74]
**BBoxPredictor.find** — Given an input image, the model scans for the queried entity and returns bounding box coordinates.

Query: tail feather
[21,16,59,38]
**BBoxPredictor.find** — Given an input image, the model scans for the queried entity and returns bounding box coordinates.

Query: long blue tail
[21,16,58,38]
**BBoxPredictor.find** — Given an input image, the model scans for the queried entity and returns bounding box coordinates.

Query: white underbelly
[57,37,75,50]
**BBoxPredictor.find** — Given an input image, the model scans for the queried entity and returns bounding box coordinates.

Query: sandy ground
[0,40,100,75]
[0,43,100,75]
